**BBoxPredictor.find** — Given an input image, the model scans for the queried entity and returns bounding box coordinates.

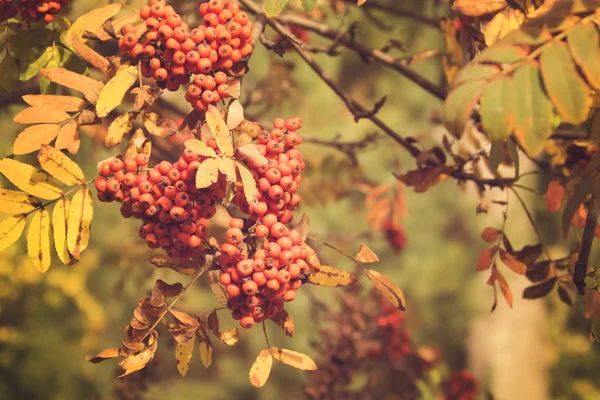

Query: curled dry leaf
[0,215,27,252]
[271,309,294,338]
[131,85,161,110]
[86,347,122,364]
[13,124,61,155]
[27,209,51,273]
[271,347,318,371]
[119,330,158,377]
[106,112,137,148]
[38,145,85,186]
[308,265,358,288]
[249,349,272,388]
[234,120,263,139]
[67,187,94,258]
[0,189,36,214]
[149,255,199,275]
[481,227,501,243]
[125,129,151,159]
[143,112,177,137]
[207,311,239,346]
[96,65,139,118]
[354,244,379,263]
[196,329,213,368]
[366,269,406,311]
[175,335,195,377]
[0,158,62,200]
[40,68,104,104]
[206,105,233,157]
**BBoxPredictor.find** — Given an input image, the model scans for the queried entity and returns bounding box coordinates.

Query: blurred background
[1,0,600,399]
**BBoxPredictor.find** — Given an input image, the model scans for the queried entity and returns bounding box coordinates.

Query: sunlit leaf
[480,77,515,141]
[143,112,177,137]
[55,120,80,154]
[249,349,272,388]
[207,311,239,346]
[40,68,104,104]
[354,244,379,263]
[546,180,565,213]
[302,243,321,271]
[38,145,85,186]
[308,265,357,287]
[206,105,233,157]
[271,347,318,370]
[0,158,62,200]
[185,139,217,157]
[265,0,289,17]
[216,157,237,183]
[294,214,310,242]
[14,107,71,124]
[444,80,486,137]
[453,0,507,16]
[86,347,122,363]
[0,189,36,214]
[96,65,139,118]
[176,334,195,377]
[494,267,513,307]
[567,22,600,90]
[478,44,528,63]
[196,158,219,189]
[106,112,136,148]
[477,246,498,271]
[64,3,122,48]
[236,161,258,205]
[227,99,244,130]
[22,95,84,112]
[483,8,524,46]
[365,269,406,310]
[27,209,51,273]
[53,197,75,265]
[499,249,527,274]
[0,215,27,252]
[271,310,294,338]
[237,144,267,165]
[13,124,60,155]
[67,187,94,258]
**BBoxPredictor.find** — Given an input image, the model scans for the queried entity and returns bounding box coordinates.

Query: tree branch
[342,0,440,28]
[575,195,598,295]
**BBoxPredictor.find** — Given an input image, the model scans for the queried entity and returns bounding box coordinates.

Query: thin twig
[574,194,598,295]
[341,0,440,28]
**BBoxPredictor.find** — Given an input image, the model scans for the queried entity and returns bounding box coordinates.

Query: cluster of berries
[94,145,227,259]
[374,296,413,360]
[0,0,69,23]
[441,370,479,400]
[118,0,253,110]
[219,117,308,329]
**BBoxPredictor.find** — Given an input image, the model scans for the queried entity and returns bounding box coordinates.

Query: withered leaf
[523,278,557,299]
[227,99,244,129]
[197,329,213,368]
[477,246,498,271]
[308,265,358,287]
[175,335,195,377]
[558,286,574,306]
[249,349,272,388]
[143,112,177,137]
[71,37,111,75]
[206,105,233,157]
[271,347,318,371]
[293,214,310,242]
[481,227,501,243]
[149,254,199,275]
[208,270,228,306]
[366,269,406,311]
[27,209,51,273]
[493,267,513,307]
[237,143,267,165]
[354,244,379,263]
[207,311,239,346]
[131,85,160,110]
[526,261,551,283]
[106,112,137,148]
[271,310,294,338]
[119,330,158,377]
[499,249,527,275]
[234,120,263,139]
[86,347,122,363]
[302,243,321,271]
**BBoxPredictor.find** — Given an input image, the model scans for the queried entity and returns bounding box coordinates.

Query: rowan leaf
[481,227,501,243]
[106,112,136,148]
[86,348,121,363]
[55,120,80,154]
[0,189,36,214]
[444,80,486,137]
[118,331,158,377]
[354,244,379,263]
[567,22,600,90]
[196,158,219,189]
[540,42,592,125]
[271,310,295,338]
[546,180,565,213]
[67,187,94,258]
[184,139,217,157]
[0,215,27,252]
[512,63,553,156]
[365,269,406,310]
[265,0,289,17]
[71,37,110,75]
[562,178,593,237]
[149,254,199,275]
[27,209,51,273]
[125,129,151,159]
[453,64,500,86]
[236,143,268,165]
[271,347,318,370]
[22,95,84,112]
[499,249,527,274]
[207,312,239,346]
[14,107,70,124]
[480,77,516,141]
[53,197,75,265]
[13,124,60,155]
[198,330,213,368]
[478,44,528,63]
[64,4,122,48]
[227,99,244,130]
[494,267,513,307]
[208,270,228,306]
[37,145,85,186]
[249,349,272,388]
[216,157,237,183]
[96,65,138,118]
[19,47,53,82]
[308,265,358,287]
[0,158,62,200]
[206,105,233,156]
[523,278,556,299]
[477,246,498,271]
[453,0,507,16]
[483,8,524,46]
[175,334,195,377]
[302,243,321,271]
[39,68,104,104]
[236,161,258,205]
[301,0,318,12]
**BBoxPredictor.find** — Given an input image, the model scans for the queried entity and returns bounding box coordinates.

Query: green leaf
[301,0,318,13]
[453,64,500,86]
[478,44,528,63]
[488,141,503,173]
[567,22,600,90]
[444,80,486,137]
[20,47,52,81]
[0,46,18,91]
[500,27,551,45]
[265,0,289,17]
[540,42,592,125]
[512,63,553,156]
[480,77,515,141]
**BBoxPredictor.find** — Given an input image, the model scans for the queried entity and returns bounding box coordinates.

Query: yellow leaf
[0,215,27,252]
[53,197,75,265]
[67,187,94,258]
[176,334,195,377]
[358,0,367,5]
[198,330,213,368]
[96,66,139,118]
[13,124,60,155]
[302,243,321,271]
[308,265,358,287]
[249,349,272,388]
[354,244,379,263]
[206,105,233,157]
[125,129,151,159]
[40,68,104,104]
[216,157,237,182]
[207,311,239,346]
[27,209,51,273]
[22,95,84,112]
[55,120,80,155]
[106,112,137,148]
[366,269,406,311]
[440,17,465,84]
[184,139,217,157]
[236,161,258,205]
[208,270,228,306]
[0,189,36,214]
[98,12,141,40]
[453,0,507,16]
[0,158,62,200]
[38,145,85,186]
[271,347,318,371]
[14,107,71,124]
[227,99,244,130]
[64,4,122,47]
[271,310,294,338]
[71,37,111,75]
[196,158,219,189]
[484,8,524,46]
[119,331,158,377]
